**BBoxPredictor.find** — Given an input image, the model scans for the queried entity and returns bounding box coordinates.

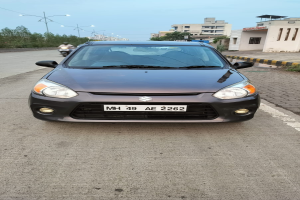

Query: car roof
[85,41,214,48]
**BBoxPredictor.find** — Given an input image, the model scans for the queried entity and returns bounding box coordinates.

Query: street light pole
[19,12,70,36]
[43,12,49,35]
[68,25,94,38]
[89,29,105,40]
[111,33,114,41]
[77,24,80,37]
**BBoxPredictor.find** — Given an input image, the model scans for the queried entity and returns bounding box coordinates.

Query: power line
[0,6,142,39]
[0,6,70,32]
[0,6,41,17]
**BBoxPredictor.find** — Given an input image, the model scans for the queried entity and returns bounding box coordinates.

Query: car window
[66,45,225,69]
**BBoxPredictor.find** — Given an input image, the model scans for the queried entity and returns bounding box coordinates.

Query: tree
[213,36,229,44]
[150,32,193,41]
[217,44,226,52]
[0,26,89,48]
[149,36,164,41]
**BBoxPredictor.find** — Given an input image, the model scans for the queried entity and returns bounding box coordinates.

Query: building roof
[257,15,287,20]
[192,35,224,38]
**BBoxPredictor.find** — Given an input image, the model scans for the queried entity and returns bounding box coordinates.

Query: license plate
[59,49,69,51]
[104,105,187,112]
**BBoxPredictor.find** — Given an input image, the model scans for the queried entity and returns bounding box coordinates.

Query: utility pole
[90,29,98,39]
[77,24,80,37]
[43,12,50,35]
[69,24,94,37]
[20,12,70,38]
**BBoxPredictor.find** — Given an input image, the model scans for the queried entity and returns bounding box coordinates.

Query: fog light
[235,109,249,114]
[39,108,54,113]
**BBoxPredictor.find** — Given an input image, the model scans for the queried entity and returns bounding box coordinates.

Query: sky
[0,0,299,41]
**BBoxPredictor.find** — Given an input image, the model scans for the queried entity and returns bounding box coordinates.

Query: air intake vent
[90,92,201,96]
[70,102,218,120]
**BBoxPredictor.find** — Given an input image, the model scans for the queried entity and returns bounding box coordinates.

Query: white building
[228,29,243,50]
[150,31,174,38]
[171,17,232,37]
[151,17,232,39]
[229,15,300,52]
[150,33,159,38]
[89,34,129,41]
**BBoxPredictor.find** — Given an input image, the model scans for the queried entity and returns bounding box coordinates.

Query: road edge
[260,99,300,132]
[224,55,300,67]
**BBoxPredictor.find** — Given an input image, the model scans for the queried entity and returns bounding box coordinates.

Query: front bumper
[29,92,260,123]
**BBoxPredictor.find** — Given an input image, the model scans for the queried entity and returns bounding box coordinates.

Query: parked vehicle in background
[58,42,75,57]
[30,41,260,123]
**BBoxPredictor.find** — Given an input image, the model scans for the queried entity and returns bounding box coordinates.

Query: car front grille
[90,92,201,96]
[70,102,218,120]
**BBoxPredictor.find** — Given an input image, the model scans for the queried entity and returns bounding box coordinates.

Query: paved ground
[239,66,300,114]
[0,50,64,79]
[223,50,300,63]
[0,47,57,53]
[1,51,300,199]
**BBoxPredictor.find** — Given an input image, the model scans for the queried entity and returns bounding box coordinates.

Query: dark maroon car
[29,41,260,122]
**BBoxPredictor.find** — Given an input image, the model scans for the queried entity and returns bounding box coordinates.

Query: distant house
[229,15,300,52]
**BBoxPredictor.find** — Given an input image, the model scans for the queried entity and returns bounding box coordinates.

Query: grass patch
[285,64,300,72]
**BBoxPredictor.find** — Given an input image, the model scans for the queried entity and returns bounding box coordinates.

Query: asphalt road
[1,50,300,200]
[0,50,63,79]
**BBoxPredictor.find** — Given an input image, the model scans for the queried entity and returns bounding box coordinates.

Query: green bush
[213,36,229,44]
[217,44,226,52]
[0,26,89,48]
[150,32,193,41]
[285,64,300,72]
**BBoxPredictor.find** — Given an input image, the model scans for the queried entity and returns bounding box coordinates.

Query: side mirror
[35,60,58,68]
[233,62,254,69]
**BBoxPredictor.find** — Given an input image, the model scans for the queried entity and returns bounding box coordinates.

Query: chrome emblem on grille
[139,96,152,102]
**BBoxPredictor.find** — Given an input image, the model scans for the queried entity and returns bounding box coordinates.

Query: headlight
[213,80,256,99]
[33,79,77,98]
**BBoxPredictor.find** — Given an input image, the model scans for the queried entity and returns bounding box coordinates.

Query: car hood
[47,67,244,93]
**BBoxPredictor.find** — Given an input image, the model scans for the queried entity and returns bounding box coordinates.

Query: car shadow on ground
[40,120,252,136]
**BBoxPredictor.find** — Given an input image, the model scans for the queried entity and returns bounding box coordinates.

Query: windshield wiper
[84,65,174,69]
[80,65,221,69]
[180,65,221,69]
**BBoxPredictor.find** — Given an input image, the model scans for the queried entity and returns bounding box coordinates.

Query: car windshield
[66,44,226,69]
